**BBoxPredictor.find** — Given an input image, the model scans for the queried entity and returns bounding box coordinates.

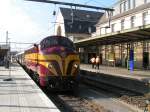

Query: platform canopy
[75,24,150,47]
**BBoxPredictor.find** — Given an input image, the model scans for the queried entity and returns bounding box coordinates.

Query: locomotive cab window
[59,37,75,50]
[40,36,75,50]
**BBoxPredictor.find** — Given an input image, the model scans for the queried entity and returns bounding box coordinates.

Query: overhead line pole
[25,0,114,11]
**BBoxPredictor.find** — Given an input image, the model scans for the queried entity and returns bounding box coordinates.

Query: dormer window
[86,14,90,18]
[79,25,82,29]
[88,27,92,33]
[70,12,73,16]
[128,0,131,9]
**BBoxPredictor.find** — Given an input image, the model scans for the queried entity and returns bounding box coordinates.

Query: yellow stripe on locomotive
[24,53,80,76]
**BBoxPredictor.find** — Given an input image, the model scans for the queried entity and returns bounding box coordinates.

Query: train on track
[16,35,80,91]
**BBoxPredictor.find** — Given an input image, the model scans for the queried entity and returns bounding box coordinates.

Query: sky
[0,0,117,51]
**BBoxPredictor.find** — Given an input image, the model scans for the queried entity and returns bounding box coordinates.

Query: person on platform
[4,56,9,69]
[96,56,100,69]
[90,56,95,69]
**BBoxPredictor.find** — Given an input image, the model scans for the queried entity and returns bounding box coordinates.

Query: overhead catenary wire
[84,0,109,7]
[0,42,34,44]
[25,0,114,34]
[25,0,114,11]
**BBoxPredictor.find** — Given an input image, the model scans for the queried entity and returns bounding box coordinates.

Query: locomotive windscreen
[40,36,75,50]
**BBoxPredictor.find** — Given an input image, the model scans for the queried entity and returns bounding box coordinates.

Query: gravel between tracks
[58,95,110,112]
[120,95,149,110]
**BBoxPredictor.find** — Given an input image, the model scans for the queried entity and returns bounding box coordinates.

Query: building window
[120,1,127,13]
[128,0,131,9]
[124,1,127,11]
[143,12,148,25]
[105,27,107,34]
[111,24,115,32]
[132,0,135,8]
[131,16,135,28]
[120,3,123,13]
[112,11,114,16]
[121,19,125,30]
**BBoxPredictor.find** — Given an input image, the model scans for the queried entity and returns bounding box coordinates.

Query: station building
[75,0,150,69]
[54,7,103,41]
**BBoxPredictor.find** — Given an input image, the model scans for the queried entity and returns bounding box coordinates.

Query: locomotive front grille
[46,54,79,76]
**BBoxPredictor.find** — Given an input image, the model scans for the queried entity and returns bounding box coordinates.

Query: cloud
[0,0,49,50]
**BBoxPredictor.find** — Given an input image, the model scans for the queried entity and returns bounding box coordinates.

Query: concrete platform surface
[80,64,150,81]
[0,66,60,112]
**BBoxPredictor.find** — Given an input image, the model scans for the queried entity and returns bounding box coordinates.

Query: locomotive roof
[24,36,74,53]
[40,35,72,43]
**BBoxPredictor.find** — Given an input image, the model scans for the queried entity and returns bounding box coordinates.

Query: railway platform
[0,65,60,112]
[80,64,150,94]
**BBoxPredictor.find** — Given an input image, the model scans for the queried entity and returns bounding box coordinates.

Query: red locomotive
[16,36,80,91]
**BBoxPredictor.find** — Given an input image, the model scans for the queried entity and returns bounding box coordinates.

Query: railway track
[42,82,144,112]
[22,65,145,112]
[46,92,108,112]
[23,67,108,112]
[81,75,148,111]
[82,77,141,97]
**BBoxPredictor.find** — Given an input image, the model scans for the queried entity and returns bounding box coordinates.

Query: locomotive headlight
[48,64,53,69]
[74,64,78,68]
